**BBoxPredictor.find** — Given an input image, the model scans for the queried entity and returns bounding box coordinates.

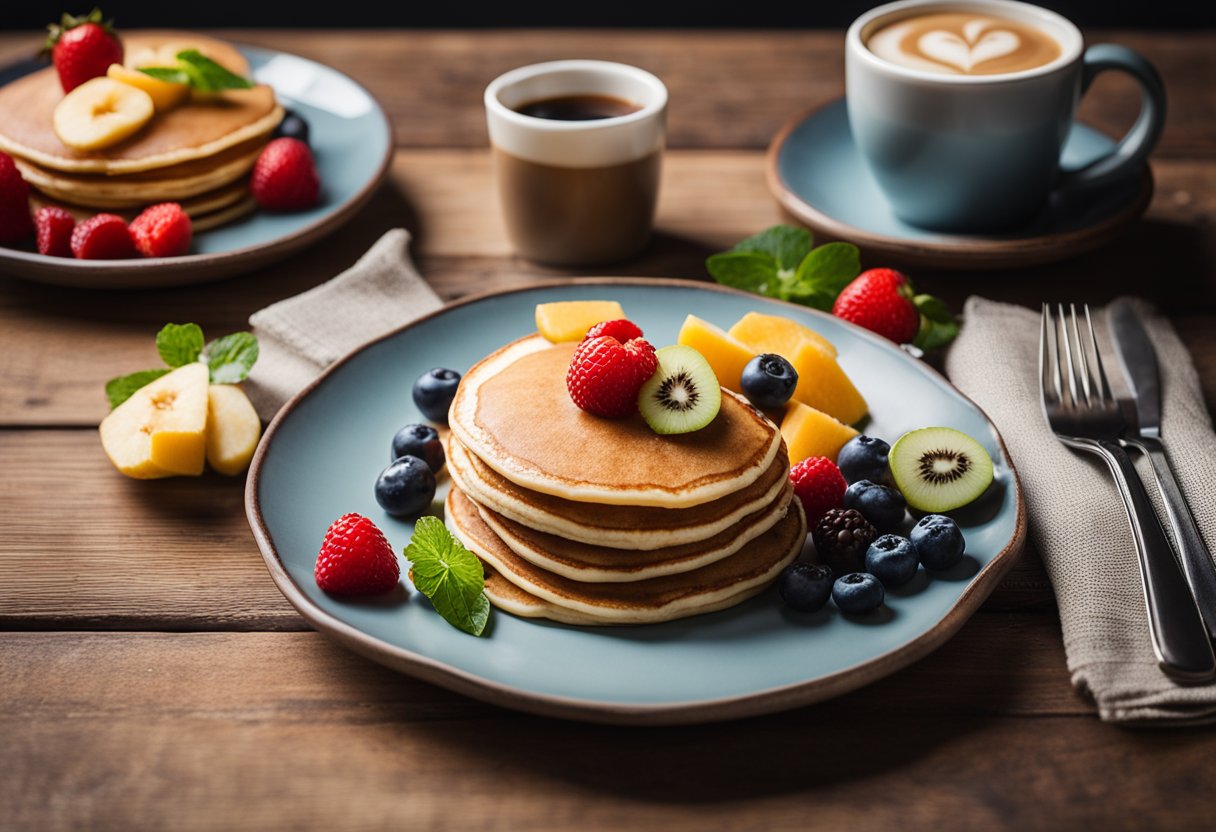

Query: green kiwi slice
[889,427,994,512]
[637,345,722,435]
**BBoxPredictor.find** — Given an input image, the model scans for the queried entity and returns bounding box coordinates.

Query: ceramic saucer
[766,98,1154,270]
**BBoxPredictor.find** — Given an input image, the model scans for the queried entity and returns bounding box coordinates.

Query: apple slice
[206,385,262,475]
[99,363,209,478]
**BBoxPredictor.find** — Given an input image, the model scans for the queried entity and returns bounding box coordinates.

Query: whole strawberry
[832,268,920,344]
[71,213,135,259]
[789,456,847,526]
[585,318,644,343]
[34,206,75,256]
[315,513,401,596]
[0,152,34,243]
[566,332,658,418]
[45,9,123,94]
[251,137,320,211]
[130,202,192,258]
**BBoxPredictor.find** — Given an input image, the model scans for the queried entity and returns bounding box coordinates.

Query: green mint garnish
[139,50,254,93]
[912,294,962,351]
[405,516,490,637]
[103,323,260,409]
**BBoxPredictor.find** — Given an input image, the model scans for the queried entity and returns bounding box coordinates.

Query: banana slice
[53,77,155,152]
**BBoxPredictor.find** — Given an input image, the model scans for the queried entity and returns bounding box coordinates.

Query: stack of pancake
[445,335,806,626]
[0,33,283,231]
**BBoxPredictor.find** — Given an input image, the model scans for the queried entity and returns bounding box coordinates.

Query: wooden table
[2,28,1214,831]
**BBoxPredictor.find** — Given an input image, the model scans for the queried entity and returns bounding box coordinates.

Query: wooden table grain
[1,28,1214,831]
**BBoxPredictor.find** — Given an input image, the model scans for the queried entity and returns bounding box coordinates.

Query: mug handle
[1057,44,1166,192]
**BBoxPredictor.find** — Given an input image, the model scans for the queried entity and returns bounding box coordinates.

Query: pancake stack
[0,32,283,232]
[445,335,806,626]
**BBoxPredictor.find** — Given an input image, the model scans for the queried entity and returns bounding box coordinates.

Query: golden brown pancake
[30,179,249,222]
[447,487,804,625]
[449,335,782,508]
[446,434,790,549]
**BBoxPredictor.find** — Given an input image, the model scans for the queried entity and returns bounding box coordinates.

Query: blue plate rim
[245,277,1028,725]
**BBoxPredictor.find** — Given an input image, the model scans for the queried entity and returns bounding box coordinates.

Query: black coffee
[513,94,642,121]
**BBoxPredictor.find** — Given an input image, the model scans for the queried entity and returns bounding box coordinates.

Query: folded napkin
[244,228,442,420]
[946,296,1216,724]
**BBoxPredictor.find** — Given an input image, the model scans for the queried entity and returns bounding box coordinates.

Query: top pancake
[0,32,281,174]
[449,335,782,508]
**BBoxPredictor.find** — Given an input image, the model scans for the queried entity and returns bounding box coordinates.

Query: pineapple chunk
[676,314,755,393]
[780,400,859,466]
[535,301,626,342]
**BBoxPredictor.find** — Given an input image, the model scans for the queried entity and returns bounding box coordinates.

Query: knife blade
[1108,299,1216,642]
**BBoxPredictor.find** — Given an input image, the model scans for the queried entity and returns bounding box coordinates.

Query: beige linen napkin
[946,296,1216,724]
[244,228,442,420]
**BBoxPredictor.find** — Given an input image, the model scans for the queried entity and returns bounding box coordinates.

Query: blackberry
[812,508,877,576]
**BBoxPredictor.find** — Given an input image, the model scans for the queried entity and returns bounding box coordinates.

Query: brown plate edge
[764,99,1155,271]
[245,277,1029,726]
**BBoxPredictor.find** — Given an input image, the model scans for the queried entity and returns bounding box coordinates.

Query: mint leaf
[105,369,169,409]
[138,67,191,86]
[706,252,782,297]
[201,333,259,384]
[155,323,204,368]
[176,50,254,92]
[793,242,860,295]
[405,517,490,636]
[732,226,813,271]
[912,294,961,350]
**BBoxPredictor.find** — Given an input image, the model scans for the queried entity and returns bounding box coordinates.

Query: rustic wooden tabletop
[1,28,1214,831]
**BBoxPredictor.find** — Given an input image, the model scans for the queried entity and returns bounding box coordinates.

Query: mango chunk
[535,301,626,342]
[728,311,837,358]
[787,341,868,425]
[676,314,755,393]
[780,400,859,466]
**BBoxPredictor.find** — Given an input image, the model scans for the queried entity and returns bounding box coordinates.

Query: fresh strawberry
[585,318,644,343]
[0,151,34,243]
[314,513,401,596]
[45,9,123,94]
[832,268,921,344]
[34,206,75,256]
[789,456,848,526]
[566,334,658,418]
[129,202,192,258]
[70,213,135,259]
[250,137,320,211]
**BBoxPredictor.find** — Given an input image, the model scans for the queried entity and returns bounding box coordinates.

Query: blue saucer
[767,98,1153,269]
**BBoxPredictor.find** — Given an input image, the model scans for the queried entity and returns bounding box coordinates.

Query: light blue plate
[769,98,1153,269]
[0,44,392,288]
[247,279,1026,724]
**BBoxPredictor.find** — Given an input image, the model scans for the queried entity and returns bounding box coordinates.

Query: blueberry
[832,572,885,614]
[391,423,444,471]
[864,535,918,587]
[777,562,834,612]
[843,479,907,533]
[837,435,891,485]
[740,353,798,410]
[374,455,436,518]
[274,110,310,145]
[910,514,966,570]
[412,368,461,423]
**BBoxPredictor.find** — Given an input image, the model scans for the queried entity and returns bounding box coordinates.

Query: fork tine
[1083,304,1114,405]
[1040,303,1061,406]
[1057,303,1081,408]
[1069,304,1093,406]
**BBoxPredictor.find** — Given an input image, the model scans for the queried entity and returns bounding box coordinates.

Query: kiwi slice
[638,345,722,435]
[889,427,994,512]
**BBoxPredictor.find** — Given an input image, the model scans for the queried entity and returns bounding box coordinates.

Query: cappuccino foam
[867,12,1062,76]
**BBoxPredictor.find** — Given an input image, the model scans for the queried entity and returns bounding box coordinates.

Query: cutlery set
[1040,302,1216,682]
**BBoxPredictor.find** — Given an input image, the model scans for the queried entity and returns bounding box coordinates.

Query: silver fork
[1039,303,1215,682]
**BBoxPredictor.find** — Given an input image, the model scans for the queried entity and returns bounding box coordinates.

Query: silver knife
[1108,299,1216,642]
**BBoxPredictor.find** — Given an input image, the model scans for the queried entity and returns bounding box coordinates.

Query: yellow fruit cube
[728,311,837,358]
[780,400,859,466]
[787,341,868,425]
[99,363,209,478]
[535,301,626,342]
[676,314,755,393]
[206,385,263,476]
[107,63,188,112]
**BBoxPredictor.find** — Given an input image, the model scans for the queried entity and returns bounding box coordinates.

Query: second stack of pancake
[445,334,805,626]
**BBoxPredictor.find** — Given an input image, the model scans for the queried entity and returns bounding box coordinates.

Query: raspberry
[0,151,33,244]
[130,202,192,258]
[251,137,320,211]
[832,268,921,344]
[34,206,75,257]
[70,213,135,259]
[789,456,847,526]
[812,508,877,577]
[566,334,658,418]
[585,318,644,343]
[314,513,401,596]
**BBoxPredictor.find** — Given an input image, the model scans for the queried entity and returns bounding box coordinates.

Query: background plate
[247,279,1026,724]
[0,43,392,288]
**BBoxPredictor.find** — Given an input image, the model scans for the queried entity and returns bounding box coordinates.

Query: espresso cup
[485,60,668,266]
[846,0,1166,232]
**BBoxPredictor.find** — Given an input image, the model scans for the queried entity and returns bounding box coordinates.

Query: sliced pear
[99,363,209,479]
[106,63,188,112]
[206,385,262,476]
[53,77,155,152]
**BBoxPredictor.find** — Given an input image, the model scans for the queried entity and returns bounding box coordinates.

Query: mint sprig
[139,50,254,93]
[405,517,490,637]
[104,323,259,409]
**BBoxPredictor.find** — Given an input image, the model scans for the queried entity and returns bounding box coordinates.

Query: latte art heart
[865,12,1063,76]
[918,27,1020,72]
